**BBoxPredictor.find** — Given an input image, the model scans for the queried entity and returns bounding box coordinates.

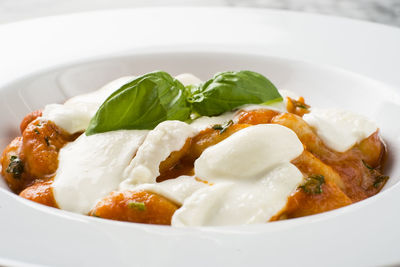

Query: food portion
[0,71,388,226]
[172,124,304,226]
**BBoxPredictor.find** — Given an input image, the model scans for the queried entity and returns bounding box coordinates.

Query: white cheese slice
[175,73,202,86]
[121,121,197,186]
[172,124,304,226]
[190,111,235,131]
[132,176,207,205]
[42,76,135,133]
[52,130,148,214]
[64,76,135,107]
[303,108,378,152]
[239,89,296,113]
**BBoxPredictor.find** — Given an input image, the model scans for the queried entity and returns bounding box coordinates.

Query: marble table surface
[0,0,399,27]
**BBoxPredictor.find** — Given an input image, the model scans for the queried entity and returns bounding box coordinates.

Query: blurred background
[0,0,399,27]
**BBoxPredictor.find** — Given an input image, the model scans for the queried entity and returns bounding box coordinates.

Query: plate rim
[1,7,400,266]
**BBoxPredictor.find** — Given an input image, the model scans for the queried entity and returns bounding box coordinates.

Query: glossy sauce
[1,118,77,193]
[90,190,178,225]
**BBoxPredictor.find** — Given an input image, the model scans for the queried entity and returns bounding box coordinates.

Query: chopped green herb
[296,103,309,109]
[362,160,389,189]
[34,128,40,134]
[212,125,223,130]
[299,174,325,194]
[373,175,389,188]
[212,120,234,134]
[128,201,146,211]
[35,122,42,127]
[44,136,50,146]
[6,155,24,179]
[288,97,310,110]
[362,160,374,170]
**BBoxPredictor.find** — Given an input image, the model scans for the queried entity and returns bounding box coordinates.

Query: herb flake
[299,174,325,194]
[296,103,309,109]
[6,155,24,179]
[290,97,310,110]
[362,160,374,170]
[362,160,389,189]
[373,175,389,188]
[128,201,146,211]
[212,120,234,134]
[44,136,50,146]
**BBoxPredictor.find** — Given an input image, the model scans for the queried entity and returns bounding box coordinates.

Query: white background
[0,0,399,26]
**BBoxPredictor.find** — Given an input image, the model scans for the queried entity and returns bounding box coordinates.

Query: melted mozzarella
[42,103,96,134]
[303,108,378,152]
[121,121,197,186]
[240,89,298,113]
[279,89,300,101]
[52,130,148,214]
[131,176,207,205]
[195,124,303,181]
[64,76,135,106]
[172,183,233,226]
[172,124,304,226]
[42,76,135,133]
[190,111,235,131]
[175,73,202,86]
[189,89,295,131]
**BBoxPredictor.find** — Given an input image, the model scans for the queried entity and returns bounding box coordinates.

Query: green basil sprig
[86,70,282,135]
[86,71,191,135]
[188,71,282,116]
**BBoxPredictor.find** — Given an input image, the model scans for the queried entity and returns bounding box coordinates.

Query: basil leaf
[86,71,191,135]
[187,71,282,116]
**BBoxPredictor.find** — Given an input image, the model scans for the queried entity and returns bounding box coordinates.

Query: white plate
[1,8,400,267]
